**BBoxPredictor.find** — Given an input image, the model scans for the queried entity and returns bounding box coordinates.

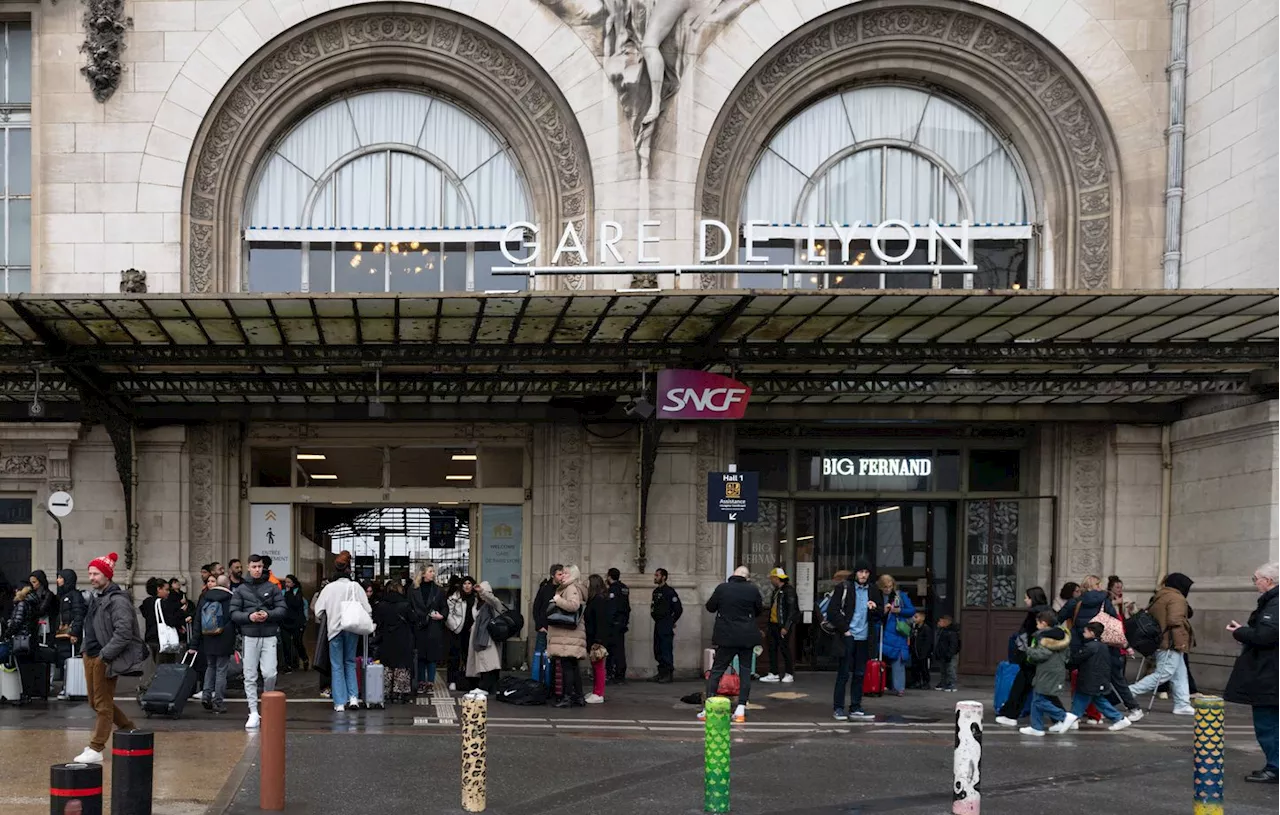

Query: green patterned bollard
[1193,696,1225,815]
[704,696,732,813]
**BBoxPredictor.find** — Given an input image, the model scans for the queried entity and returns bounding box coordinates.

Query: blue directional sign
[707,471,759,523]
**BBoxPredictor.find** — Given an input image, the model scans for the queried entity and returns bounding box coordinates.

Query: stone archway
[696,1,1121,290]
[184,6,594,293]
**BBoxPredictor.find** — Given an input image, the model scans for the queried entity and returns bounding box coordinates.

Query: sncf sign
[657,370,752,420]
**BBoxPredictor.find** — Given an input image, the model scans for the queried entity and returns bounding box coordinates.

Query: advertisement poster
[249,504,292,578]
[795,561,815,624]
[480,505,522,589]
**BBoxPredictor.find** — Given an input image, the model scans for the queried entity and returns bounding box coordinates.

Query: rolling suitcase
[64,644,88,701]
[140,652,198,719]
[19,661,50,700]
[0,660,22,702]
[364,659,385,708]
[863,634,887,697]
[993,660,1020,712]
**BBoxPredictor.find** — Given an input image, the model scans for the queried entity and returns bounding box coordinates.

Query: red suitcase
[863,634,887,697]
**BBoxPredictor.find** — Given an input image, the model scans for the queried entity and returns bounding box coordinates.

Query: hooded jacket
[1149,577,1194,652]
[706,575,764,649]
[230,574,288,638]
[1025,625,1071,695]
[1224,586,1277,708]
[189,586,236,657]
[83,583,148,678]
[28,570,57,621]
[4,586,35,640]
[1067,636,1113,696]
[56,569,87,641]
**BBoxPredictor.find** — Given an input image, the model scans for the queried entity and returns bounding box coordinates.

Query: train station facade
[0,0,1276,683]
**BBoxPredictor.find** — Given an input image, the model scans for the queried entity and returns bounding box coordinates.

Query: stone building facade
[1,0,1276,683]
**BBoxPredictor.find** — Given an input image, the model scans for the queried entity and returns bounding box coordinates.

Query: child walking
[1052,621,1132,733]
[907,611,934,689]
[933,614,960,691]
[1020,610,1070,736]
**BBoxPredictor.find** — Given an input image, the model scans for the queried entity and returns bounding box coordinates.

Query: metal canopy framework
[0,289,1275,422]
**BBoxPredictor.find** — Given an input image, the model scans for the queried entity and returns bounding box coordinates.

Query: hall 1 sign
[707,471,758,523]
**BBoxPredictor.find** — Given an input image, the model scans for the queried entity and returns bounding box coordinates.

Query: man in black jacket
[531,563,563,655]
[700,567,763,723]
[606,568,631,684]
[650,568,682,682]
[1225,562,1279,784]
[190,575,236,714]
[760,567,798,683]
[230,555,287,730]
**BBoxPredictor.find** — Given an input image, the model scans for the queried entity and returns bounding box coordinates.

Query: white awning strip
[244,227,511,243]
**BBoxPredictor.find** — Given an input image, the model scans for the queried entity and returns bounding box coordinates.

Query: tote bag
[337,598,375,636]
[155,600,182,654]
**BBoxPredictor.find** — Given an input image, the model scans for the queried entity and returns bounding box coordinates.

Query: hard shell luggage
[19,661,50,700]
[993,660,1020,712]
[863,634,887,697]
[64,644,88,700]
[532,648,551,687]
[140,652,198,719]
[0,660,21,702]
[364,660,385,708]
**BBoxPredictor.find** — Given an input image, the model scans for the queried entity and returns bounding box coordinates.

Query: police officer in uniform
[649,568,682,682]
[605,568,631,684]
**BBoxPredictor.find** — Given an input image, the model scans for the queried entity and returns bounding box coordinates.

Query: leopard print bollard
[461,694,488,812]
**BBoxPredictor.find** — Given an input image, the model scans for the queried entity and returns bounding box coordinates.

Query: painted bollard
[50,762,102,815]
[952,701,983,815]
[704,695,731,813]
[461,692,488,812]
[111,729,154,815]
[1193,695,1225,815]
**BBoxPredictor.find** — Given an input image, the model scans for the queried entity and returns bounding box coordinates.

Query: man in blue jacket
[825,559,876,721]
[230,554,287,730]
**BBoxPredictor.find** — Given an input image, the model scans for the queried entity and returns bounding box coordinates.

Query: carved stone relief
[79,0,132,103]
[557,424,585,567]
[189,425,215,570]
[698,2,1116,289]
[1066,426,1105,577]
[535,0,752,174]
[693,426,720,574]
[0,455,47,476]
[185,6,592,293]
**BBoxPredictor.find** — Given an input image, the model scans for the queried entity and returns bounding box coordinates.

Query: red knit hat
[89,552,118,580]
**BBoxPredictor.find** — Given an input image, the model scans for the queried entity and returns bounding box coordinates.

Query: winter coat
[28,570,57,622]
[585,593,611,648]
[547,581,587,660]
[466,592,505,676]
[313,576,372,641]
[4,587,35,640]
[372,593,416,671]
[189,586,236,657]
[140,595,185,646]
[83,583,149,678]
[283,587,307,632]
[447,591,476,635]
[1148,585,1193,652]
[1067,637,1112,696]
[872,590,916,662]
[909,622,935,663]
[230,576,288,638]
[410,581,449,663]
[56,570,87,641]
[650,584,682,623]
[1025,625,1071,696]
[607,580,631,634]
[531,580,557,631]
[706,576,764,649]
[769,580,800,630]
[1057,590,1117,650]
[934,626,961,661]
[1224,586,1278,708]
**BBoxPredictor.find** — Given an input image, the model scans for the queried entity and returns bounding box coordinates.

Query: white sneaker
[57,691,69,701]
[347,697,360,709]
[697,709,706,721]
[732,704,746,723]
[1018,726,1045,737]
[584,693,605,704]
[1049,713,1078,734]
[781,674,795,683]
[1108,717,1132,732]
[1158,691,1169,700]
[333,705,346,712]
[245,712,261,730]
[759,673,781,683]
[1070,720,1079,730]
[1173,705,1196,716]
[995,716,1019,727]
[1127,708,1145,722]
[73,747,104,764]
[448,682,457,692]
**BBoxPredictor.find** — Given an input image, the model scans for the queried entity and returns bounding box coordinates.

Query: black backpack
[487,607,525,643]
[1124,609,1163,657]
[495,676,549,706]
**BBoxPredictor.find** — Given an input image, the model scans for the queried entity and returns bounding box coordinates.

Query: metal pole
[50,762,102,815]
[952,700,983,815]
[1193,695,1225,815]
[47,509,63,573]
[461,692,488,812]
[111,730,154,815]
[724,463,737,579]
[703,695,731,813]
[259,691,286,811]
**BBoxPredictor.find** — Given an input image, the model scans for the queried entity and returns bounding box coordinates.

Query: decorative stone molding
[188,425,215,571]
[556,424,584,567]
[0,455,46,476]
[693,426,719,574]
[45,445,72,493]
[184,5,593,293]
[1066,426,1106,576]
[79,0,131,103]
[697,1,1118,290]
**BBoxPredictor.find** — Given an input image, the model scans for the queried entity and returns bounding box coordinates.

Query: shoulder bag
[545,599,582,629]
[155,600,182,654]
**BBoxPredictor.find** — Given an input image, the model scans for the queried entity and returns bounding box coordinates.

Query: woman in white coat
[465,581,506,694]
[312,551,372,712]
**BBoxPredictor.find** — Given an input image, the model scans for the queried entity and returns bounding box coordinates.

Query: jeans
[833,637,869,710]
[767,624,794,676]
[939,658,957,688]
[84,655,135,752]
[328,631,358,706]
[888,657,906,692]
[1071,692,1124,722]
[1254,705,1279,772]
[1029,690,1066,732]
[653,620,675,676]
[242,635,277,714]
[203,654,230,707]
[1106,647,1137,710]
[1129,648,1190,709]
[707,645,753,705]
[416,656,437,686]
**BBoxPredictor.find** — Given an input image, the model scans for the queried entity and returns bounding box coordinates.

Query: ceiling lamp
[445,474,473,481]
[296,453,326,461]
[311,474,338,480]
[451,453,478,461]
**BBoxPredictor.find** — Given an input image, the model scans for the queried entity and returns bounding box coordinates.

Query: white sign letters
[823,457,933,478]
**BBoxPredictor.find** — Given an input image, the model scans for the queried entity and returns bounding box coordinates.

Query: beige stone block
[40,61,81,95]
[134,242,182,278]
[271,0,307,27]
[761,0,805,33]
[1230,129,1273,176]
[133,1,197,32]
[137,183,183,213]
[1101,18,1142,50]
[166,74,217,117]
[138,153,186,188]
[1186,82,1236,130]
[1124,49,1171,85]
[531,23,584,74]
[1185,65,1213,106]
[1212,30,1263,89]
[41,213,105,244]
[150,101,202,144]
[300,0,333,21]
[42,124,76,155]
[1060,18,1111,64]
[488,0,537,42]
[1192,16,1238,63]
[196,0,244,30]
[1209,98,1258,154]
[104,92,166,124]
[75,183,140,214]
[179,50,231,97]
[41,270,104,294]
[1232,53,1279,107]
[734,3,783,51]
[103,213,164,243]
[198,29,250,77]
[45,153,106,183]
[132,62,182,94]
[242,0,287,41]
[164,30,208,63]
[75,123,153,153]
[104,153,144,184]
[44,93,106,125]
[163,213,183,243]
[145,126,195,165]
[515,5,559,57]
[1022,0,1069,32]
[550,47,602,100]
[40,183,76,214]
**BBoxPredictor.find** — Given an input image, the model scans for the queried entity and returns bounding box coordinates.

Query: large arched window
[739,85,1034,290]
[244,89,532,293]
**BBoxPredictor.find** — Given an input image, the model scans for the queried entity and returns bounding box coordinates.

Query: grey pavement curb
[206,733,258,815]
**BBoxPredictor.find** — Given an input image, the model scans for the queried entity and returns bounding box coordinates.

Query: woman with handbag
[546,564,588,709]
[465,581,506,695]
[53,569,87,697]
[3,585,39,703]
[138,577,184,693]
[410,564,448,695]
[872,574,916,697]
[584,574,611,704]
[445,577,477,692]
[313,551,374,713]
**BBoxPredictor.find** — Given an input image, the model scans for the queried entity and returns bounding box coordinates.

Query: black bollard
[111,730,155,815]
[50,762,103,815]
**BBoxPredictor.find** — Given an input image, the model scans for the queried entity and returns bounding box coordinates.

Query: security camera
[624,396,654,420]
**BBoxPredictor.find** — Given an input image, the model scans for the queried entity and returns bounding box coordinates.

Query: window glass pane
[741,498,784,601]
[933,451,961,491]
[474,243,528,292]
[6,24,31,105]
[735,449,788,492]
[250,448,292,487]
[972,240,1028,290]
[478,447,523,488]
[8,128,29,194]
[5,268,29,292]
[334,241,386,292]
[308,244,333,292]
[442,244,466,292]
[968,449,1021,492]
[247,242,302,292]
[388,240,439,292]
[8,198,30,265]
[963,500,990,607]
[737,239,792,288]
[0,497,33,524]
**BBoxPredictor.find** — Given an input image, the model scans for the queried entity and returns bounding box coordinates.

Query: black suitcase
[140,653,198,719]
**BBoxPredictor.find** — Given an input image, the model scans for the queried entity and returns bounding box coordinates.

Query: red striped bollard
[112,730,155,814]
[50,762,102,815]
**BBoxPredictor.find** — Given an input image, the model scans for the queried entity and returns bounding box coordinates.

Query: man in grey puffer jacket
[230,554,287,730]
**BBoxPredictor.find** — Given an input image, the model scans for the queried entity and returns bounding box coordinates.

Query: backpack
[822,583,854,635]
[1124,609,1163,657]
[486,607,524,643]
[495,676,549,706]
[200,598,227,636]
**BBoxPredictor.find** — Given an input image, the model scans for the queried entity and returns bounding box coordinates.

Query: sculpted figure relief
[540,0,751,173]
